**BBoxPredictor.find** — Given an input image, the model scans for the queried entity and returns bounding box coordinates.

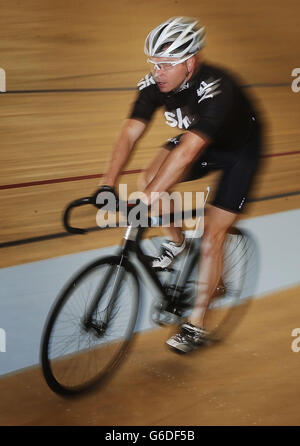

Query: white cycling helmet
[144,16,206,61]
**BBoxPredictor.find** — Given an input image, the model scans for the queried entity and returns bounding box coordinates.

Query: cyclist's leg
[138,146,170,190]
[188,123,262,329]
[139,136,184,245]
[188,205,238,328]
[167,121,263,351]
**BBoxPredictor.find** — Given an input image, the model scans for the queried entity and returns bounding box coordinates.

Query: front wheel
[40,256,139,396]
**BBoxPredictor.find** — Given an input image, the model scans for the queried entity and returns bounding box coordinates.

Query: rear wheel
[167,228,258,343]
[40,256,139,396]
[204,228,257,341]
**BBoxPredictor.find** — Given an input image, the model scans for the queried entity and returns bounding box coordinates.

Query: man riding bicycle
[97,17,262,353]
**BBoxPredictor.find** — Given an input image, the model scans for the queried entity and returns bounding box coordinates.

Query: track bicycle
[40,188,258,396]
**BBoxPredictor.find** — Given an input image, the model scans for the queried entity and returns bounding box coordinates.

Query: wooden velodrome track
[0,0,300,426]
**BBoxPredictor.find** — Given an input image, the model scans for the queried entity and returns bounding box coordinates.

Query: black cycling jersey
[128,61,263,213]
[129,62,259,152]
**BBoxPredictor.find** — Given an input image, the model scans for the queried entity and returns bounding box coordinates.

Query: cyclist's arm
[143,131,210,204]
[101,118,147,187]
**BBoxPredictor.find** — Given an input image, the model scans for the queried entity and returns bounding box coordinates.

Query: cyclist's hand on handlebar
[91,185,119,209]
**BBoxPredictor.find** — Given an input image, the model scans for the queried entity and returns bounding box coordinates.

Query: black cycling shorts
[163,118,262,213]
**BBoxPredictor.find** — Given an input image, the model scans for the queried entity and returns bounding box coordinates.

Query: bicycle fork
[83,260,126,336]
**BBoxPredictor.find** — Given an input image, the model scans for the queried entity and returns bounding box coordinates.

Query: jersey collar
[162,62,207,97]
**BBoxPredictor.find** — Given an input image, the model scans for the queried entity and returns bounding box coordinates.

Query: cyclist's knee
[138,170,154,191]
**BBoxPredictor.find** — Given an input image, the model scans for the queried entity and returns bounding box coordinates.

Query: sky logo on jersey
[197,78,222,103]
[137,74,156,90]
[165,107,193,129]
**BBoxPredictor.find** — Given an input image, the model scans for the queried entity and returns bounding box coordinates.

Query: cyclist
[97,16,263,353]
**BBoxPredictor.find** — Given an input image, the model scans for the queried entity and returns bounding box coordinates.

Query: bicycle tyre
[40,256,139,396]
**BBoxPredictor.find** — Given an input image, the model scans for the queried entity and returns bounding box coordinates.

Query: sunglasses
[147,54,192,71]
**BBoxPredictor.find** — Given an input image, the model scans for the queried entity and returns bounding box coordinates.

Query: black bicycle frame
[64,195,203,310]
[119,224,201,305]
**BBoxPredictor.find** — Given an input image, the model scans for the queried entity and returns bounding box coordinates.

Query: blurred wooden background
[0,0,300,427]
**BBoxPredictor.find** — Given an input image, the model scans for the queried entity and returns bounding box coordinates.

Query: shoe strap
[182,323,207,335]
[153,247,174,263]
